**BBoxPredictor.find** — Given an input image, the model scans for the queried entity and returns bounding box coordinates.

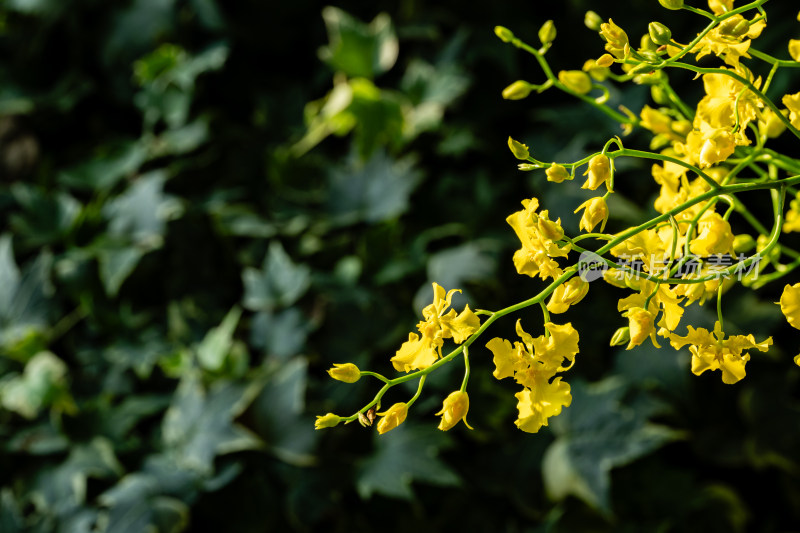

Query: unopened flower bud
[574,196,609,232]
[658,0,684,10]
[610,327,630,346]
[648,22,672,45]
[558,70,592,95]
[650,85,668,105]
[327,363,361,383]
[733,234,755,253]
[537,211,564,241]
[502,80,533,100]
[546,163,571,183]
[376,402,408,434]
[518,163,537,171]
[495,26,515,43]
[596,53,615,67]
[625,307,655,349]
[719,17,749,37]
[672,119,692,136]
[315,413,342,430]
[508,137,529,160]
[547,277,589,313]
[539,20,557,45]
[584,11,603,31]
[582,154,611,190]
[640,34,658,52]
[759,108,787,139]
[436,391,473,431]
[600,19,629,49]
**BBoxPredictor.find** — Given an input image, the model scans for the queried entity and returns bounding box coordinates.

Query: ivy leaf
[0,236,53,359]
[30,438,124,517]
[161,372,263,475]
[98,474,189,533]
[250,357,316,465]
[196,306,242,372]
[357,423,460,499]
[542,378,682,514]
[242,242,311,311]
[96,171,183,296]
[250,308,309,360]
[0,351,74,419]
[8,184,81,249]
[58,141,148,192]
[103,171,183,247]
[318,7,398,79]
[0,489,24,533]
[327,151,421,224]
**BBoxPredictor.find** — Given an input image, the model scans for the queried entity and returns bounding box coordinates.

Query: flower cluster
[317,0,800,437]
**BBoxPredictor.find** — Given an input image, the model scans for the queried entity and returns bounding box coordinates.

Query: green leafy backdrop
[1,0,799,531]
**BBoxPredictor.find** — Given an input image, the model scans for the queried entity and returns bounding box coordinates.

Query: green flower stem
[750,255,800,289]
[541,301,552,337]
[508,38,635,125]
[749,47,800,68]
[460,346,470,393]
[612,148,720,190]
[406,375,427,408]
[659,80,695,120]
[360,371,390,383]
[717,282,725,331]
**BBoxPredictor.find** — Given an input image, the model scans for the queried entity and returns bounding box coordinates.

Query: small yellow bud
[436,391,473,431]
[538,20,557,45]
[558,70,592,95]
[545,163,571,183]
[756,234,781,264]
[672,120,692,136]
[658,0,684,10]
[732,234,755,253]
[537,211,564,241]
[495,26,515,43]
[582,154,611,191]
[719,17,749,38]
[789,40,800,63]
[625,307,655,349]
[584,11,603,32]
[640,34,658,52]
[376,402,408,434]
[327,363,361,383]
[518,163,537,171]
[547,277,589,314]
[648,22,672,46]
[759,109,788,139]
[650,85,668,105]
[610,327,630,347]
[508,137,530,160]
[596,53,615,68]
[502,80,533,100]
[600,19,628,49]
[315,413,342,430]
[574,196,609,233]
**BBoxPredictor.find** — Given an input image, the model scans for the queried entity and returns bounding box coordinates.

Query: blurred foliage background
[1,0,800,531]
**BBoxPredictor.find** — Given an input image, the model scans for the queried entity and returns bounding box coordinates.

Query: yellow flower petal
[391,332,438,372]
[779,283,800,330]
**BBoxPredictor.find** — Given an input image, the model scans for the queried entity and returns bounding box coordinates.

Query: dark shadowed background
[1,0,799,531]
